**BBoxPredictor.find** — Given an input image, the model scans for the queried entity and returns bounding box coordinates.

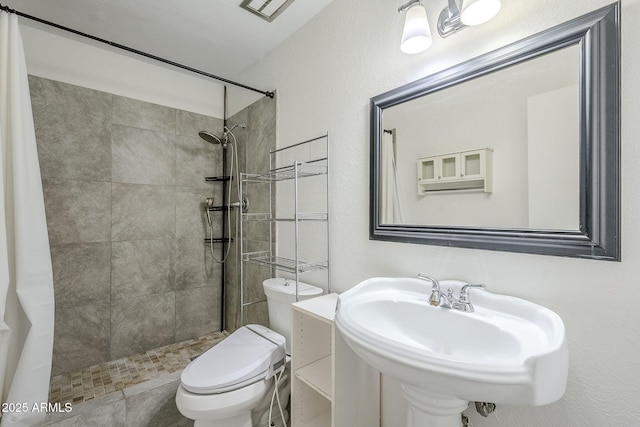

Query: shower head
[199,124,245,148]
[199,130,223,145]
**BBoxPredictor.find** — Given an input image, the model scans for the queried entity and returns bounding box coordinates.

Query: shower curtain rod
[0,3,275,98]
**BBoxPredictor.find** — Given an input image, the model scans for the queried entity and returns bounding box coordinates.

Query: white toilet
[175,278,323,427]
[262,278,324,355]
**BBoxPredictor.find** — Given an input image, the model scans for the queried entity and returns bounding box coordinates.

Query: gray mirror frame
[370,3,620,261]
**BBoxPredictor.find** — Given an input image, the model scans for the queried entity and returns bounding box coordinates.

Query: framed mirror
[370,3,620,261]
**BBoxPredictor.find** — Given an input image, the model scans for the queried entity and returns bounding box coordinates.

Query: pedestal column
[401,384,469,427]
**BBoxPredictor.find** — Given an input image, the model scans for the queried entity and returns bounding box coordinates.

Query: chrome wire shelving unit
[239,133,330,325]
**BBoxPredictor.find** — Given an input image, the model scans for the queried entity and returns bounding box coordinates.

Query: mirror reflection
[381,44,580,230]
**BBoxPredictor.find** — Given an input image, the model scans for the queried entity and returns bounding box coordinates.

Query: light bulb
[400,4,432,54]
[460,0,501,26]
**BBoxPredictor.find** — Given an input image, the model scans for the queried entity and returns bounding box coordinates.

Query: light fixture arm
[437,0,467,37]
[398,0,422,13]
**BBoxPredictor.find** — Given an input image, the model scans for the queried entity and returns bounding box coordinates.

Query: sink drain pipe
[461,402,497,426]
[475,401,496,417]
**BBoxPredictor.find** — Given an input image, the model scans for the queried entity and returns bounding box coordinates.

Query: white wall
[238,0,640,425]
[19,20,226,118]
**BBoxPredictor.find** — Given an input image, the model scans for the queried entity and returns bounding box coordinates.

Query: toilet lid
[263,278,324,296]
[181,325,285,394]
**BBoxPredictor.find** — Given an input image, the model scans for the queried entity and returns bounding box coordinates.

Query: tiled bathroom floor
[49,332,227,405]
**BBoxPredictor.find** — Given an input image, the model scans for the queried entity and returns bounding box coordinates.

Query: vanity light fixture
[437,0,502,37]
[398,0,433,54]
[398,0,502,52]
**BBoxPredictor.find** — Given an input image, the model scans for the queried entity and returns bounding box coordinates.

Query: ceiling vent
[240,0,295,22]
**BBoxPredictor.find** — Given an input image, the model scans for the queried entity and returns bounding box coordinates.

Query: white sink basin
[335,277,568,426]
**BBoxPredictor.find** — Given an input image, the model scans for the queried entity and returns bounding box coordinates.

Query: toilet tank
[262,278,324,354]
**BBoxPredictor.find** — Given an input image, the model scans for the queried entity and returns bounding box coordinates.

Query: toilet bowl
[176,325,287,427]
[176,278,323,427]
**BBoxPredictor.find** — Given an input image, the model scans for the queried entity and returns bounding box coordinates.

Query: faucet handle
[458,283,485,302]
[418,274,442,306]
[453,284,486,312]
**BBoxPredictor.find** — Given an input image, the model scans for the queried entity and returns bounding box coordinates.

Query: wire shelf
[243,253,328,274]
[243,162,327,182]
[241,213,271,222]
[275,212,328,222]
[242,212,328,222]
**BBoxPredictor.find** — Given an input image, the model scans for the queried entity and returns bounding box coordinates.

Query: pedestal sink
[335,277,568,427]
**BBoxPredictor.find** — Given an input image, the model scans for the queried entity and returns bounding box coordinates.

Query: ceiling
[4,0,334,79]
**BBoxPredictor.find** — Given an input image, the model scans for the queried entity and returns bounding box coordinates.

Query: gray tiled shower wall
[225,96,276,333]
[29,76,228,376]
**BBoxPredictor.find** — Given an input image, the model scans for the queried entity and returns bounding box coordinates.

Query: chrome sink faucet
[418,274,485,312]
[452,283,486,312]
[418,274,453,308]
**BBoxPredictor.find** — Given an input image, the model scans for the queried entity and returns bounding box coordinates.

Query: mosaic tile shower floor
[49,332,227,405]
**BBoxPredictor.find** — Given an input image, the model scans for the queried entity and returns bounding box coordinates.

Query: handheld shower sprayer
[198,123,246,264]
[205,197,214,226]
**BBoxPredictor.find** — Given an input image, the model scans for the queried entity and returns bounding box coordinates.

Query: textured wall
[237,0,640,426]
[224,95,276,333]
[29,75,225,376]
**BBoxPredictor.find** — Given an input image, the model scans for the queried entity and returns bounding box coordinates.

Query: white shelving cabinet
[291,293,381,427]
[291,294,337,427]
[417,148,493,194]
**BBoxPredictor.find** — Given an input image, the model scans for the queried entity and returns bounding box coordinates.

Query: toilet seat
[181,325,286,394]
[175,380,269,422]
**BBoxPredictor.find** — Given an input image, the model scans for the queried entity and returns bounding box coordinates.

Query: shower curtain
[381,130,405,224]
[0,11,55,427]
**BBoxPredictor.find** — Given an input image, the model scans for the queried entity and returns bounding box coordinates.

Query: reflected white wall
[527,85,580,229]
